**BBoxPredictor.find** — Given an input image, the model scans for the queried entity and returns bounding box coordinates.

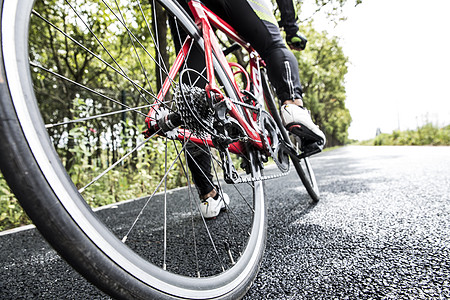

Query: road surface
[1,146,449,299]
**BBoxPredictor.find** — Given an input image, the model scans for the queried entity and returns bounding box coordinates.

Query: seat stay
[145,37,193,125]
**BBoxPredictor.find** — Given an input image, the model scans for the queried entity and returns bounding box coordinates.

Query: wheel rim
[1,0,266,297]
[301,157,319,194]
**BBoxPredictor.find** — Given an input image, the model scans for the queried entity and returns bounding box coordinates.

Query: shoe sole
[287,123,324,145]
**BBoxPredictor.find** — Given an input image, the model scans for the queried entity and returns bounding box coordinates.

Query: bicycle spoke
[173,17,197,87]
[65,1,164,104]
[45,104,153,128]
[170,139,210,276]
[99,0,170,78]
[181,143,202,278]
[113,0,154,95]
[151,0,169,91]
[121,137,189,244]
[138,0,170,76]
[173,138,226,274]
[78,132,158,194]
[31,9,155,104]
[233,183,255,213]
[30,63,152,119]
[203,141,252,236]
[163,137,168,270]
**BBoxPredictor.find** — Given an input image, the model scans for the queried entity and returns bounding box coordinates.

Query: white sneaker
[280,104,326,146]
[200,192,230,218]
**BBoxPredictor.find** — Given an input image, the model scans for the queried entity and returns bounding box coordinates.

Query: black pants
[172,0,303,196]
[175,0,303,101]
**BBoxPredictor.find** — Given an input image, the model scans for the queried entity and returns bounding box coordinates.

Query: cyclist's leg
[202,0,325,146]
[185,143,214,197]
[202,0,301,102]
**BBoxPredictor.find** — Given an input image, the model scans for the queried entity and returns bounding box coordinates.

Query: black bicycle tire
[260,68,320,202]
[0,0,267,299]
[292,156,320,202]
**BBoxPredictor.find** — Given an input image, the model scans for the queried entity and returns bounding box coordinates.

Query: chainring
[259,111,290,173]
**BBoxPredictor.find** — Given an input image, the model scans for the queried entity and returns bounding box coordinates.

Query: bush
[0,174,31,231]
[370,123,450,146]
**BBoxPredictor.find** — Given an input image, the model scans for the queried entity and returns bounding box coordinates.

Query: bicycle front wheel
[261,68,320,202]
[290,137,320,202]
[0,0,266,298]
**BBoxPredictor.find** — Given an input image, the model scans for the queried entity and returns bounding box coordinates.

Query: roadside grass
[354,123,450,146]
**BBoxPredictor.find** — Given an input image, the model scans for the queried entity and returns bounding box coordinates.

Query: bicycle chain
[232,167,290,184]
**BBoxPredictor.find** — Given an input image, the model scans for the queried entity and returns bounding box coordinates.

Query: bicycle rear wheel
[0,0,266,298]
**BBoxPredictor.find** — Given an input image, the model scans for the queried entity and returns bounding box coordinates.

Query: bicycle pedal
[298,142,322,159]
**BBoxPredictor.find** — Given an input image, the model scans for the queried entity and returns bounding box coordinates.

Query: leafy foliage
[296,23,351,146]
[0,173,32,231]
[295,0,364,24]
[368,124,450,146]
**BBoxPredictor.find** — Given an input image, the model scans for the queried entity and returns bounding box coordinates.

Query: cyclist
[172,0,326,218]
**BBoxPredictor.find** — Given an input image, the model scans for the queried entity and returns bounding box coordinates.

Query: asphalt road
[1,146,449,299]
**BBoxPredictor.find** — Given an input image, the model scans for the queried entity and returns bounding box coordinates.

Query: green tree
[296,0,363,24]
[295,23,351,146]
[30,0,163,170]
[271,0,359,145]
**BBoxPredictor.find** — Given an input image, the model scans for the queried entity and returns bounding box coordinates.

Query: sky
[304,0,450,140]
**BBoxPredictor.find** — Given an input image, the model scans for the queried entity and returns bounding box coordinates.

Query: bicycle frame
[145,0,269,155]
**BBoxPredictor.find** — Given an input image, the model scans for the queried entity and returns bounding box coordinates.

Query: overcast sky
[303,0,450,140]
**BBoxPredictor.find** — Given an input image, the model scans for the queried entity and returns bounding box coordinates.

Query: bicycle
[0,0,320,298]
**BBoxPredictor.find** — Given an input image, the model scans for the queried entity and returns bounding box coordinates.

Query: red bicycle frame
[145,0,267,155]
